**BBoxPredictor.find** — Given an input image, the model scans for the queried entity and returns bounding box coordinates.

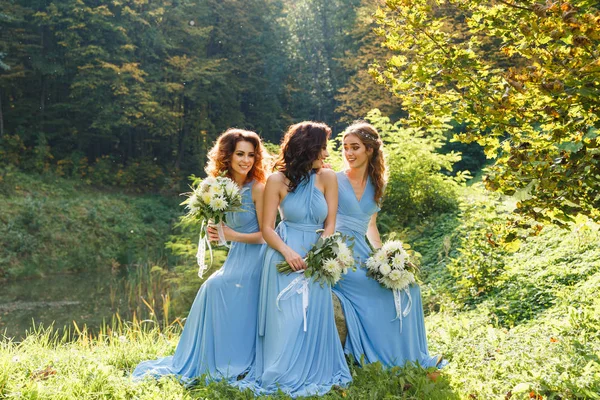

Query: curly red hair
[205,128,268,184]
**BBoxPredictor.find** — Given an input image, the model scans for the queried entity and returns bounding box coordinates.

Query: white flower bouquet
[182,175,243,277]
[276,231,355,331]
[365,240,418,291]
[365,240,419,331]
[277,231,355,286]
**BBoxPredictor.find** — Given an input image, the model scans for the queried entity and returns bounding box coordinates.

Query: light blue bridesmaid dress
[332,171,443,368]
[132,180,265,383]
[235,172,352,397]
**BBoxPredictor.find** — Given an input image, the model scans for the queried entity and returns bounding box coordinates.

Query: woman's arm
[366,213,382,249]
[319,168,338,237]
[261,173,306,271]
[207,182,266,244]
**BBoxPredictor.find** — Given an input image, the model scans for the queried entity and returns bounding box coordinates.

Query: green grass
[0,319,455,400]
[0,171,182,280]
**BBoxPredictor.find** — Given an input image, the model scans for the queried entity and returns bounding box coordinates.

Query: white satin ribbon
[392,287,412,333]
[196,221,230,278]
[276,273,310,332]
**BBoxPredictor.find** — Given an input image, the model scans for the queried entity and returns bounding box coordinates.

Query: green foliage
[439,186,600,330]
[0,171,180,280]
[366,109,466,228]
[0,0,371,186]
[445,190,510,301]
[373,0,600,225]
[403,185,600,398]
[335,0,404,123]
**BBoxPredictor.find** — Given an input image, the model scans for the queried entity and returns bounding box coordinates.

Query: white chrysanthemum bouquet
[365,240,419,331]
[365,240,418,291]
[182,175,243,278]
[277,231,355,286]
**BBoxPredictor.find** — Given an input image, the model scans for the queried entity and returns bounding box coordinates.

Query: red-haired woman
[132,128,268,383]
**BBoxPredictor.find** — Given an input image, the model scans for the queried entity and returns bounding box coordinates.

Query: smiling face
[229,140,256,180]
[343,133,372,169]
[312,143,330,169]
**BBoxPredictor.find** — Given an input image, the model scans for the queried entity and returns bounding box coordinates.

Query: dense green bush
[366,109,467,228]
[445,190,510,302]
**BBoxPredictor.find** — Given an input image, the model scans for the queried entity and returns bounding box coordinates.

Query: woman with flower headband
[332,121,445,368]
[235,121,351,397]
[132,128,268,383]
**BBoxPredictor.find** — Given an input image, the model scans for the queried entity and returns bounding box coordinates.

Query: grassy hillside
[408,186,600,399]
[0,171,181,280]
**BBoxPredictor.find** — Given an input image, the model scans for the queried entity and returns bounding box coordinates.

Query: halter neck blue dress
[332,171,443,368]
[132,180,265,383]
[235,172,352,397]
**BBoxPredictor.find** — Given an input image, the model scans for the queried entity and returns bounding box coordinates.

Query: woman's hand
[207,223,235,242]
[281,247,306,271]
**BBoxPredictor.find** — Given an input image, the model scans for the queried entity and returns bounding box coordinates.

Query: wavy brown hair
[274,121,331,192]
[343,121,388,206]
[205,128,268,184]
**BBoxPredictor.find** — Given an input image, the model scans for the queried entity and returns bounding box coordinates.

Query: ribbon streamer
[392,286,412,333]
[276,273,310,332]
[196,221,230,278]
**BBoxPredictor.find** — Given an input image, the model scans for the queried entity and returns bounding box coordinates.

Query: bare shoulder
[266,171,285,184]
[252,181,265,196]
[316,168,337,182]
[265,172,288,192]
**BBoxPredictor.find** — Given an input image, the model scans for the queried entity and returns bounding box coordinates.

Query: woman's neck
[231,171,248,187]
[346,165,368,183]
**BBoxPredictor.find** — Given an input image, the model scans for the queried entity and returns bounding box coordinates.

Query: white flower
[379,263,392,276]
[382,240,404,254]
[342,268,348,274]
[323,258,341,274]
[339,253,355,268]
[384,270,415,290]
[210,196,228,211]
[365,257,379,271]
[225,180,239,197]
[187,193,200,212]
[208,185,224,198]
[204,177,217,186]
[336,243,354,267]
[388,269,402,281]
[201,192,212,204]
[199,181,209,193]
[199,177,217,193]
[335,242,351,258]
[391,251,406,270]
[374,250,388,265]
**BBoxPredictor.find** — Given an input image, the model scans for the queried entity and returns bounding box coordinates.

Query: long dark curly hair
[343,121,388,206]
[205,128,268,184]
[274,121,331,192]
